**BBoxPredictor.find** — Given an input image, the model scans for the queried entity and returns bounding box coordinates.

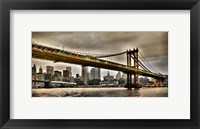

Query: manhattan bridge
[32,43,167,89]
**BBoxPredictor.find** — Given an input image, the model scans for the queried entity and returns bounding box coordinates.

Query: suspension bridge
[32,43,166,89]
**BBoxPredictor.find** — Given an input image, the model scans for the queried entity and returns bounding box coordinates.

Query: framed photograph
[31,31,168,97]
[0,0,199,129]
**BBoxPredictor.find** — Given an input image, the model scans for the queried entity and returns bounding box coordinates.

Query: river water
[32,87,168,97]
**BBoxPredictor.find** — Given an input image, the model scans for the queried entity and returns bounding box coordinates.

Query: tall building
[63,70,69,78]
[66,67,72,78]
[46,66,54,75]
[54,71,62,77]
[32,64,36,73]
[122,73,127,80]
[39,66,43,74]
[87,72,90,80]
[82,66,88,85]
[90,68,96,80]
[115,71,122,80]
[104,71,114,81]
[90,67,101,80]
[101,71,118,85]
[95,68,100,80]
[52,71,62,81]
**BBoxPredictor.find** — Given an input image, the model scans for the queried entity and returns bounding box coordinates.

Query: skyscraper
[66,67,72,78]
[39,66,43,74]
[87,71,90,80]
[63,70,69,78]
[122,73,127,80]
[90,67,101,80]
[54,71,62,77]
[116,71,122,80]
[104,71,114,81]
[90,68,96,80]
[82,66,88,85]
[52,71,62,81]
[95,68,101,80]
[32,64,36,73]
[46,66,54,75]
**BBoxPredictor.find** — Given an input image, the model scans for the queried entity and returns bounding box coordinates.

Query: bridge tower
[125,48,140,89]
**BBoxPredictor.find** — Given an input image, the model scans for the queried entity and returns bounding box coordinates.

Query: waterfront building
[89,67,101,80]
[115,71,122,80]
[46,66,54,75]
[88,68,100,85]
[63,70,69,78]
[90,68,95,80]
[32,73,45,87]
[66,66,72,78]
[95,68,100,80]
[82,66,88,85]
[52,71,62,81]
[87,72,90,80]
[32,64,36,73]
[39,66,43,74]
[122,73,127,80]
[54,71,62,77]
[104,71,114,81]
[101,71,120,85]
[100,80,118,85]
[32,73,52,88]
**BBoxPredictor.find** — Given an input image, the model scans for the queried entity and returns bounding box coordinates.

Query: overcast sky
[32,32,168,79]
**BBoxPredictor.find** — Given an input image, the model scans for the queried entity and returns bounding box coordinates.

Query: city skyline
[32,63,160,84]
[33,57,125,80]
[32,63,126,80]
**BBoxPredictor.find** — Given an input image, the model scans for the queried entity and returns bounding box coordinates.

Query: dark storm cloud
[32,32,168,74]
[148,57,168,74]
[32,32,167,55]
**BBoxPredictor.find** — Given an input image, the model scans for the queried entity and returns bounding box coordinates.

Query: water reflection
[32,87,168,97]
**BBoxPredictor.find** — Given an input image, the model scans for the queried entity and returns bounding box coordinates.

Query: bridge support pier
[125,73,134,90]
[44,82,50,88]
[44,74,52,88]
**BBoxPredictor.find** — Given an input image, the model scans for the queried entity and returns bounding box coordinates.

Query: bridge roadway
[32,46,165,79]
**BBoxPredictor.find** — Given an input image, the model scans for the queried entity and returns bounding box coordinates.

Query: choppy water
[32,87,168,97]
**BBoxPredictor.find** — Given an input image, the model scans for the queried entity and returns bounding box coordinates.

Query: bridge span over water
[32,43,166,89]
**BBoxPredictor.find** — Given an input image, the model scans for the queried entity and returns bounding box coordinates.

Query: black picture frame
[0,0,199,129]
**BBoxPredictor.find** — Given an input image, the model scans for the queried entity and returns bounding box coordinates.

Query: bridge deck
[32,48,165,79]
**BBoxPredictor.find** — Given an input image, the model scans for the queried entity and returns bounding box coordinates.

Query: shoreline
[32,87,168,97]
[32,85,168,89]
